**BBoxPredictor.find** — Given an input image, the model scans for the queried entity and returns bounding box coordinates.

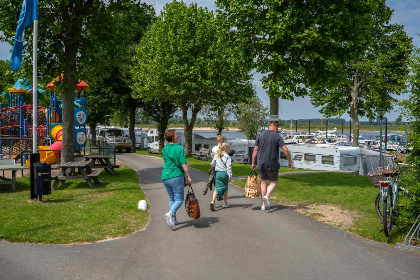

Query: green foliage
[216,0,394,114]
[0,60,15,92]
[0,0,154,161]
[141,100,177,150]
[132,1,254,153]
[399,48,420,222]
[236,96,269,139]
[309,23,412,119]
[306,3,413,146]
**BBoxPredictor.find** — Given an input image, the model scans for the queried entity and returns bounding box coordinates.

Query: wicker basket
[367,168,387,187]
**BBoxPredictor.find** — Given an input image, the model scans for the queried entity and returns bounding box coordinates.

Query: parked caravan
[147,129,160,153]
[227,139,249,163]
[280,145,361,172]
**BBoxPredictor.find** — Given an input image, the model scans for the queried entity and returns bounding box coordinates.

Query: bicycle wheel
[382,189,393,237]
[375,193,383,220]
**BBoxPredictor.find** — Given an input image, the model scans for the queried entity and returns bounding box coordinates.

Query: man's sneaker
[173,220,179,225]
[261,204,266,211]
[164,212,174,230]
[223,203,230,208]
[210,202,215,211]
[263,196,271,210]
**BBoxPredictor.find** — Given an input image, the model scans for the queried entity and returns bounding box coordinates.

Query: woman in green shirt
[161,129,192,230]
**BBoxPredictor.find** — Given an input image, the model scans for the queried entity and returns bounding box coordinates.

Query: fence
[360,155,395,176]
[87,139,116,164]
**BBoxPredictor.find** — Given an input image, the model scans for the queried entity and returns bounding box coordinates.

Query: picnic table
[83,154,119,175]
[52,160,102,189]
[0,159,27,191]
[192,148,210,161]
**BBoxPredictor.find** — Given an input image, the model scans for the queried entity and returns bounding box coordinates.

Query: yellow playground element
[37,124,63,165]
[38,146,58,164]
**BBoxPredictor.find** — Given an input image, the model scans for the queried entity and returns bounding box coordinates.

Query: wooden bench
[83,155,119,175]
[52,160,101,189]
[192,148,210,160]
[87,170,102,178]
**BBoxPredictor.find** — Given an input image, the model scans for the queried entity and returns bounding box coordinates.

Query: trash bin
[33,162,51,196]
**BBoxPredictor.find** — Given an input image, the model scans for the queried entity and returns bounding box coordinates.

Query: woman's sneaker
[223,203,230,208]
[210,202,215,211]
[173,219,179,225]
[164,212,174,230]
[263,196,271,210]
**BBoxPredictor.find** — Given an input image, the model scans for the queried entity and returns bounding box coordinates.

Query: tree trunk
[181,104,200,155]
[61,3,79,163]
[157,121,167,152]
[269,71,279,117]
[350,71,360,147]
[217,108,224,135]
[129,105,136,152]
[270,96,279,116]
[61,51,77,163]
[91,122,97,146]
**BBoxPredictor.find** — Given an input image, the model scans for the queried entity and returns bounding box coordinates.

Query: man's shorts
[259,169,279,182]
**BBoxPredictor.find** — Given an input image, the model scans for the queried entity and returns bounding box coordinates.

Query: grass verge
[233,173,407,244]
[0,167,148,244]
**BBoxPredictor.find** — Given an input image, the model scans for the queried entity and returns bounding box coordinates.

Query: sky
[1,0,419,121]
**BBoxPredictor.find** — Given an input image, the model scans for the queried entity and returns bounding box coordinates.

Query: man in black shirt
[252,121,292,210]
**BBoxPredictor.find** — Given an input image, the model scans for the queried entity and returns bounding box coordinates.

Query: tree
[201,104,236,135]
[0,0,154,162]
[399,47,420,222]
[86,83,114,145]
[309,21,412,146]
[0,60,16,92]
[132,1,253,154]
[216,0,401,119]
[141,100,177,150]
[236,96,269,139]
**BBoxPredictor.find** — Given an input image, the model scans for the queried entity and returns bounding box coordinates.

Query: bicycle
[374,165,412,237]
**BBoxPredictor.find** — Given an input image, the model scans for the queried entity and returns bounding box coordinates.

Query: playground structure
[0,79,47,163]
[0,78,88,165]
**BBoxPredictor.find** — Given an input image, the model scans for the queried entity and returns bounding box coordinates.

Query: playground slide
[38,124,62,164]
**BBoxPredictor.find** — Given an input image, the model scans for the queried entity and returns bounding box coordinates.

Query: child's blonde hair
[217,143,229,160]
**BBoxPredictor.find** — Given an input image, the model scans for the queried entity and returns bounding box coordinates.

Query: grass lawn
[136,150,309,176]
[233,173,407,244]
[0,167,148,244]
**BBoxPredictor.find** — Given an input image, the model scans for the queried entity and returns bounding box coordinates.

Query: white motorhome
[279,144,360,172]
[147,129,160,153]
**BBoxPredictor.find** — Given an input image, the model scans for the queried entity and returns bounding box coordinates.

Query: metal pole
[32,19,38,153]
[325,119,328,139]
[309,120,311,134]
[385,117,388,151]
[295,120,297,132]
[341,120,344,135]
[380,117,383,168]
[349,119,352,142]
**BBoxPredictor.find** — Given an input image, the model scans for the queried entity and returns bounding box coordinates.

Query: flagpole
[32,18,38,153]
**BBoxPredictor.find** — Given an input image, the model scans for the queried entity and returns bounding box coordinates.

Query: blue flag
[10,0,38,72]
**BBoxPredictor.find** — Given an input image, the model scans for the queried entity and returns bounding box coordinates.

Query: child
[210,143,232,210]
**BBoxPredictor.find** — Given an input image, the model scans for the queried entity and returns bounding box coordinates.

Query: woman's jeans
[163,176,184,220]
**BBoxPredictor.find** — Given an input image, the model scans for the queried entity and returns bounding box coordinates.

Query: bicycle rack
[397,214,420,251]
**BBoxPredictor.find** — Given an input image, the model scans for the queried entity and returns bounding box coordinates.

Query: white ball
[138,200,148,211]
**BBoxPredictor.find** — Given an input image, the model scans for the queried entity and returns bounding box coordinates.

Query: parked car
[98,128,131,152]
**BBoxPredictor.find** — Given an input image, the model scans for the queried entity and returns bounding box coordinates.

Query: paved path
[1,153,419,280]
